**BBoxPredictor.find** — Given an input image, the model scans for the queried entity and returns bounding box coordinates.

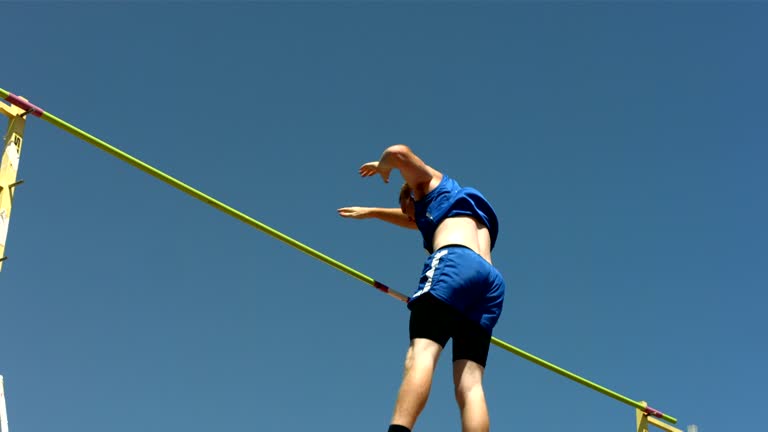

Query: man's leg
[453,359,489,432]
[389,338,443,430]
[451,312,492,432]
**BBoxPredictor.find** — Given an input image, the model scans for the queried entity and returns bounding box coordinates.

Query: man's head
[399,182,415,221]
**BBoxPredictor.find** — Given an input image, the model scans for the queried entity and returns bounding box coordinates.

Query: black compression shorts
[408,292,492,367]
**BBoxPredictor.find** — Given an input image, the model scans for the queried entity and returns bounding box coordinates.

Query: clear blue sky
[1,3,765,432]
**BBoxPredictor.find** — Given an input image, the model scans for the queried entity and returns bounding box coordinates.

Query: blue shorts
[408,245,505,333]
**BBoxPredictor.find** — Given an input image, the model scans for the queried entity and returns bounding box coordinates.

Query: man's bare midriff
[432,216,493,264]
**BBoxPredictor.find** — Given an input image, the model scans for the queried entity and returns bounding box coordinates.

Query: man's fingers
[359,161,380,178]
[338,207,361,218]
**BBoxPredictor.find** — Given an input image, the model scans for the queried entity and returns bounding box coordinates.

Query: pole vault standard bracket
[0,98,27,272]
[637,401,683,432]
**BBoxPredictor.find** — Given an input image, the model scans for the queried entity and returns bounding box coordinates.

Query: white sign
[0,209,8,247]
[4,143,19,172]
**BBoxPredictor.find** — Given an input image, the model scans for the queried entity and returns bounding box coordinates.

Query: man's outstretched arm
[338,206,417,229]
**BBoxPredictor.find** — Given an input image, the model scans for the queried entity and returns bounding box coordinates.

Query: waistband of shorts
[433,244,475,254]
[431,244,498,270]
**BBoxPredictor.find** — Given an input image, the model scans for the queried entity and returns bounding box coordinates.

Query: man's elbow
[383,144,412,165]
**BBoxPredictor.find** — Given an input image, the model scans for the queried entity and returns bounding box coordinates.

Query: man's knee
[411,338,443,359]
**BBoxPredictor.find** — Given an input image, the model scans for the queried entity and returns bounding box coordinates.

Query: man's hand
[359,161,392,183]
[337,207,371,219]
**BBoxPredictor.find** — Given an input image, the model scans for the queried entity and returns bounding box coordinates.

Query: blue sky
[1,3,766,432]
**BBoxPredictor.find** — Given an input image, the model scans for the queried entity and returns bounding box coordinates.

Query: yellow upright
[0,98,27,271]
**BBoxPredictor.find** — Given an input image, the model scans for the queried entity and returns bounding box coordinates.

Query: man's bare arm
[360,144,442,198]
[337,206,417,229]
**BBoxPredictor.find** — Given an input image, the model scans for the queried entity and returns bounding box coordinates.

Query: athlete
[338,144,505,432]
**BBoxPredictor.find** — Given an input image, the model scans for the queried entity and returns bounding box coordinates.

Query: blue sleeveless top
[414,175,499,253]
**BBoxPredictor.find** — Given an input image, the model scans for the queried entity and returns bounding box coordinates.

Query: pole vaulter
[0,87,677,424]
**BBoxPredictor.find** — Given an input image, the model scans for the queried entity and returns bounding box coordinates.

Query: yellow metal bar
[637,406,650,432]
[0,99,26,271]
[648,416,683,432]
[0,99,23,118]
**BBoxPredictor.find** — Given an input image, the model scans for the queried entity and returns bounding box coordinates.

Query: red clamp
[644,406,664,418]
[5,93,44,117]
